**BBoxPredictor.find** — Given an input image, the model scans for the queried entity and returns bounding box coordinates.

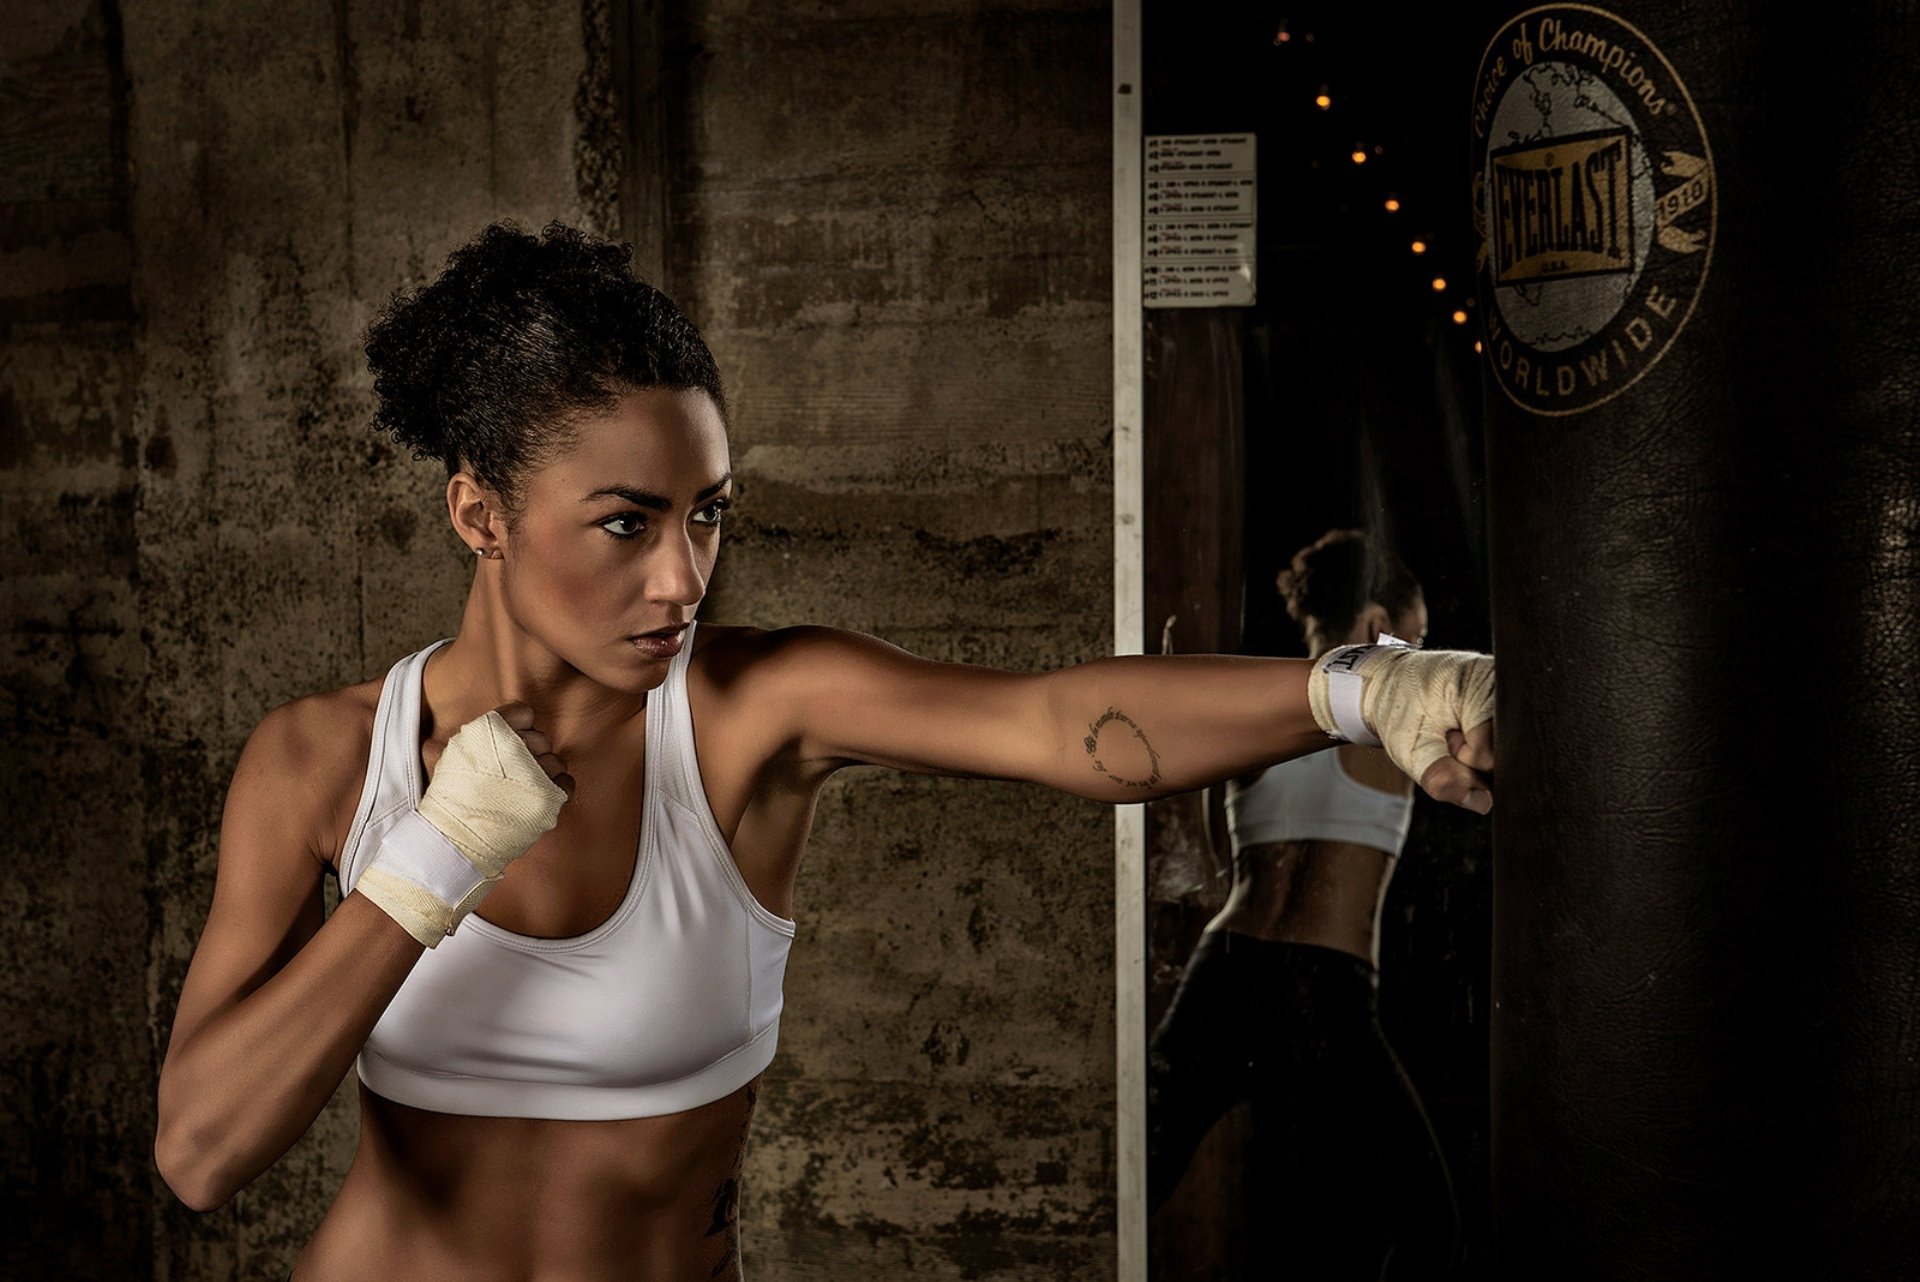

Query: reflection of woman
[151,226,1491,1280]
[1148,529,1463,1278]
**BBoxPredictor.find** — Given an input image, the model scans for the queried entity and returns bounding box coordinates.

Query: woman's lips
[627,625,687,660]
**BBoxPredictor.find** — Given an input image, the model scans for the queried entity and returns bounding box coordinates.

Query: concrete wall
[1,0,1114,1276]
[666,4,1115,1274]
[2,3,147,1273]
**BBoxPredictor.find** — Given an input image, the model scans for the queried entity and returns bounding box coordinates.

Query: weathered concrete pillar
[1472,4,1920,1276]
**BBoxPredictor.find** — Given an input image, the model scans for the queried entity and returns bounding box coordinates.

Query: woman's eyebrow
[581,474,732,510]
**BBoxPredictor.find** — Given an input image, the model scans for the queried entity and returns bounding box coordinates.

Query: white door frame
[1111,0,1147,1278]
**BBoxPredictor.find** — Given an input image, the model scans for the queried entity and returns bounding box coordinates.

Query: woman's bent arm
[154,698,424,1212]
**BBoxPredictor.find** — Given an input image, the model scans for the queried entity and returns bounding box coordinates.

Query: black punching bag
[1472,4,1920,1277]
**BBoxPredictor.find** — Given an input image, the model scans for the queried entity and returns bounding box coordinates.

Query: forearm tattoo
[1084,707,1163,790]
[705,1082,758,1279]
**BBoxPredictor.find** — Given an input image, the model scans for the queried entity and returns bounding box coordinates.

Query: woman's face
[498,385,732,692]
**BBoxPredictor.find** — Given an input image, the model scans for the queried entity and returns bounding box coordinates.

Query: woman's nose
[647,530,705,605]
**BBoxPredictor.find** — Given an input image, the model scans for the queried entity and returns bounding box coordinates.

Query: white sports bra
[337,621,796,1120]
[1225,748,1413,858]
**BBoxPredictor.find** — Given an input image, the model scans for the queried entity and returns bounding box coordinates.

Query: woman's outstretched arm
[739,627,1494,810]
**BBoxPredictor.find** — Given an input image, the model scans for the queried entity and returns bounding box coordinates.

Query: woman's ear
[447,471,501,557]
[1357,602,1393,644]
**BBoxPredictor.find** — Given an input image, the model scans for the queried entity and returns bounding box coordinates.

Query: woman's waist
[357,1078,754,1200]
[301,1192,731,1282]
[1214,840,1395,961]
[300,1083,756,1279]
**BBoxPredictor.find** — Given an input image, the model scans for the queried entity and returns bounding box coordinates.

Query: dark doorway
[1140,5,1496,1278]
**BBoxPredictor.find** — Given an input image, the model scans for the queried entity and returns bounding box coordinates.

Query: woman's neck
[424,571,652,754]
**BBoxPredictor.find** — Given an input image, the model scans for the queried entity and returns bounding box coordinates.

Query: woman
[1148,529,1465,1278]
[152,224,1493,1281]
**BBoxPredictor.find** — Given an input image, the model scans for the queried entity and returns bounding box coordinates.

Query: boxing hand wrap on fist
[355,710,569,948]
[1306,637,1495,805]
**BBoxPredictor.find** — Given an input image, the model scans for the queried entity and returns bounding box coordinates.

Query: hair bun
[1275,528,1419,644]
[359,221,724,515]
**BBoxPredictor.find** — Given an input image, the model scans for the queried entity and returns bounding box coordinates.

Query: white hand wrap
[1307,638,1495,786]
[355,710,568,948]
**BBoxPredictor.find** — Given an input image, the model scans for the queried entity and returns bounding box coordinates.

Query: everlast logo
[1472,6,1715,417]
[1322,647,1375,674]
[1490,129,1634,286]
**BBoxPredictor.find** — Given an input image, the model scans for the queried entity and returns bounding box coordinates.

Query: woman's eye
[694,499,731,526]
[599,513,645,539]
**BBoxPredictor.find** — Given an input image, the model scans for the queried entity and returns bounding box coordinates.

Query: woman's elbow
[153,1116,238,1213]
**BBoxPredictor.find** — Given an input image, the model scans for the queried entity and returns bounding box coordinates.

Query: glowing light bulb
[1315,93,1332,109]
[1350,149,1368,165]
[1474,340,1484,353]
[1452,309,1468,324]
[1383,197,1400,213]
[1275,28,1291,43]
[1410,239,1427,254]
[1431,277,1447,292]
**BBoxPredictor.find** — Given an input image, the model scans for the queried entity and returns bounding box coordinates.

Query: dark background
[1140,3,1502,1276]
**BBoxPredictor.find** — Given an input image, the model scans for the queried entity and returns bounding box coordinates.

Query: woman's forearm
[1038,654,1327,802]
[154,894,423,1211]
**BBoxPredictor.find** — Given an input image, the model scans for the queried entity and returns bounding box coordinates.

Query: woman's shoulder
[687,621,847,676]
[688,620,763,656]
[246,675,379,764]
[684,622,809,706]
[235,673,386,868]
[211,671,389,871]
[685,622,898,720]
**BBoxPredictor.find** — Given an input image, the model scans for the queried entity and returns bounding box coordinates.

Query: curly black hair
[363,221,726,520]
[1275,529,1422,644]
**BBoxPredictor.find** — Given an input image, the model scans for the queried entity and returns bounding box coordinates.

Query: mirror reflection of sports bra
[1224,749,1414,858]
[337,620,797,1121]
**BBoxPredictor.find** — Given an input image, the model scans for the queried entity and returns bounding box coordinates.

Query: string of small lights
[1271,14,1477,351]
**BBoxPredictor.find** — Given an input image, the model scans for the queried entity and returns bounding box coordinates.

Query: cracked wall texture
[1,0,1115,1276]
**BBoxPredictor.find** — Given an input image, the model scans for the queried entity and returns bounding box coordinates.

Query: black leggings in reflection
[1147,931,1461,1280]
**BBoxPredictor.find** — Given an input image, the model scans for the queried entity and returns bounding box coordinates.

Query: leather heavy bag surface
[1471,3,1919,1276]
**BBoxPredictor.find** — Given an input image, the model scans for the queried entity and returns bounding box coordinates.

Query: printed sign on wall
[1472,6,1715,415]
[1144,134,1257,308]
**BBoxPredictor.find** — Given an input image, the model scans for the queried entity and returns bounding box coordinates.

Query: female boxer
[1148,529,1465,1278]
[152,224,1493,1281]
